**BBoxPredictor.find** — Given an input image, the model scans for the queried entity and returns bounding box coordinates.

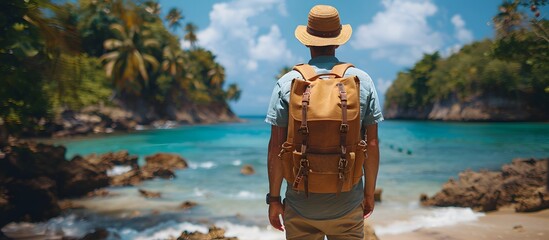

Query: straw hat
[295,5,352,46]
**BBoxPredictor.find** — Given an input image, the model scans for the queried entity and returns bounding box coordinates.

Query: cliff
[384,94,549,121]
[51,100,240,138]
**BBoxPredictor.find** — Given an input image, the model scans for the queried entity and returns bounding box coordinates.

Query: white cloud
[351,0,443,65]
[451,14,473,43]
[375,78,392,94]
[192,0,293,75]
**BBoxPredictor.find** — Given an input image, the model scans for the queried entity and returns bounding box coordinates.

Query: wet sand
[379,207,549,240]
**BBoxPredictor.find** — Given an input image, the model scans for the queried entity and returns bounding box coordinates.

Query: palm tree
[165,7,183,32]
[184,23,198,48]
[208,63,225,88]
[493,1,525,38]
[162,45,186,77]
[225,83,241,102]
[101,23,159,94]
[143,1,161,15]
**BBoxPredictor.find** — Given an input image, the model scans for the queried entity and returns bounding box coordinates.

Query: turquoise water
[49,118,549,239]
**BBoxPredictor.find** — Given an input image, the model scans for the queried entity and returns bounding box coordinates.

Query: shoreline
[379,207,549,240]
[27,117,247,143]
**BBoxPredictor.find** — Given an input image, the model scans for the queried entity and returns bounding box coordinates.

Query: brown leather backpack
[279,63,367,196]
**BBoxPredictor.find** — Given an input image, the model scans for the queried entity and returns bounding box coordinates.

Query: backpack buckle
[339,124,349,133]
[299,126,309,135]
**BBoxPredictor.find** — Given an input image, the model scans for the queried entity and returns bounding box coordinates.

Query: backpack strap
[331,63,354,77]
[293,64,317,81]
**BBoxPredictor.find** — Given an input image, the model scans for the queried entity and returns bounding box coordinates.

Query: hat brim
[295,24,352,46]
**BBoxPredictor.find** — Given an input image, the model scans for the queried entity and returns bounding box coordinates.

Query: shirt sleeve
[347,67,384,126]
[265,71,298,127]
[363,82,384,126]
[265,82,289,127]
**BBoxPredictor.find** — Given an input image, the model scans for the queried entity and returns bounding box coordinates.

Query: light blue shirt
[265,56,384,220]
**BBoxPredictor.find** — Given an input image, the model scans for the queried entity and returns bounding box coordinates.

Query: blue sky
[159,0,512,116]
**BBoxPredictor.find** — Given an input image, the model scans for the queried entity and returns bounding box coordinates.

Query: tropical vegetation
[0,0,241,136]
[384,0,548,118]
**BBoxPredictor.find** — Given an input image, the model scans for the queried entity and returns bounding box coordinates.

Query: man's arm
[363,123,379,218]
[268,125,287,231]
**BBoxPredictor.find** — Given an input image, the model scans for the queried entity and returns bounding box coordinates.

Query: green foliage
[385,34,547,111]
[43,54,112,110]
[0,0,240,136]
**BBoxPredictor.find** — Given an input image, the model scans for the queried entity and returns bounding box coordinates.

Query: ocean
[41,117,549,239]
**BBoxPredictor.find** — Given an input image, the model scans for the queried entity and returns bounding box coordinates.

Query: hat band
[306,25,342,38]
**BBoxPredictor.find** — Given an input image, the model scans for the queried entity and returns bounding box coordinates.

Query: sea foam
[374,207,484,236]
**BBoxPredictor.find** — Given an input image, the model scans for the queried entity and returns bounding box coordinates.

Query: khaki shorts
[283,203,364,240]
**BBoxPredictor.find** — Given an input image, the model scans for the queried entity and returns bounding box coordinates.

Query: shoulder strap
[330,63,354,77]
[293,64,317,81]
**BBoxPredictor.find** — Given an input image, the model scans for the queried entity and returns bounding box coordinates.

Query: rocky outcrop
[384,95,548,121]
[421,158,548,212]
[0,140,189,228]
[0,141,110,226]
[52,101,241,138]
[177,226,237,240]
[53,106,138,138]
[240,165,255,175]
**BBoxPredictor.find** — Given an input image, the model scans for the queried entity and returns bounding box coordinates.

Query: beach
[380,207,549,240]
[2,118,548,239]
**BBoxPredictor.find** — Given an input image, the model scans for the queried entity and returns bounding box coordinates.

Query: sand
[379,207,549,240]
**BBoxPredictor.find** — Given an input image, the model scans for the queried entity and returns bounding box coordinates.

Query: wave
[373,207,484,236]
[232,160,242,166]
[106,165,132,176]
[231,191,261,199]
[188,161,217,169]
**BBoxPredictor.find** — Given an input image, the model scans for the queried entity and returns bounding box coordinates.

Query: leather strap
[293,64,317,81]
[337,82,348,196]
[331,63,354,77]
[293,85,312,197]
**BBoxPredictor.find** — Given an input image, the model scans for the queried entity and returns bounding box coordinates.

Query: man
[265,5,383,240]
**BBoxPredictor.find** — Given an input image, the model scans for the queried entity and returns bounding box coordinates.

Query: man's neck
[310,47,336,58]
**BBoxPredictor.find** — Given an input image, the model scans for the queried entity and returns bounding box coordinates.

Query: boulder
[138,189,161,198]
[57,157,110,198]
[177,226,237,240]
[80,228,110,240]
[374,189,382,202]
[422,158,548,212]
[110,170,143,186]
[179,201,198,210]
[144,153,188,170]
[240,165,255,175]
[2,177,60,226]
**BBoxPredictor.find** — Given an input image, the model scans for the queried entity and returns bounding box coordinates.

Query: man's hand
[363,194,375,219]
[268,202,284,231]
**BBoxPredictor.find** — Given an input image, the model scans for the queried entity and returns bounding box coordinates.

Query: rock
[86,189,111,198]
[155,168,176,179]
[58,200,85,210]
[374,189,382,202]
[179,201,198,210]
[138,189,161,198]
[177,226,238,240]
[2,177,60,226]
[419,193,428,203]
[363,221,380,240]
[82,150,139,172]
[240,165,255,175]
[515,191,549,212]
[80,228,110,240]
[57,157,110,198]
[144,153,188,170]
[422,158,548,212]
[110,170,143,186]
